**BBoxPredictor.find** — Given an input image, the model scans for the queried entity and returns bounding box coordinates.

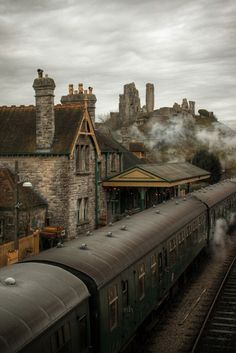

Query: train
[1,179,236,353]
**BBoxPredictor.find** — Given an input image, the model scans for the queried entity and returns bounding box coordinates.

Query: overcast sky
[0,0,235,121]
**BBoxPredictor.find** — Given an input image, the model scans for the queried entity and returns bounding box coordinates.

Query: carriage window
[178,231,185,253]
[108,285,118,331]
[169,238,177,264]
[50,322,71,353]
[79,315,88,352]
[151,254,157,287]
[163,248,168,267]
[158,252,163,283]
[138,263,145,300]
[158,253,163,272]
[122,280,129,309]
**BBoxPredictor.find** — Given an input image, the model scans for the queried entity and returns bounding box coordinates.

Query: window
[158,252,163,283]
[78,315,88,352]
[138,263,145,300]
[151,254,157,287]
[50,322,71,353]
[169,238,177,265]
[111,153,116,172]
[75,145,90,173]
[108,285,118,331]
[163,248,168,267]
[85,146,90,171]
[122,280,129,309]
[77,198,89,224]
[178,231,185,254]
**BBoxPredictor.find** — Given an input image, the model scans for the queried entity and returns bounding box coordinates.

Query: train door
[121,278,134,342]
[157,248,169,300]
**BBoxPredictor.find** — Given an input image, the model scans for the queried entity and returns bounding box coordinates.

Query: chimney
[33,69,56,152]
[68,84,74,95]
[78,83,84,94]
[146,83,154,113]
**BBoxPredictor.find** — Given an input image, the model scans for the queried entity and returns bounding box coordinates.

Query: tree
[198,109,217,122]
[191,149,222,184]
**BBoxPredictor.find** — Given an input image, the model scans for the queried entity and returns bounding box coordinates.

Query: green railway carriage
[194,180,236,242]
[29,196,208,353]
[0,263,90,353]
[22,179,236,353]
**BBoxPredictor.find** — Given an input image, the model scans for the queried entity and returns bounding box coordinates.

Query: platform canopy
[102,162,210,188]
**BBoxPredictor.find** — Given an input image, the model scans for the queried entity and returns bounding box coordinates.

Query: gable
[107,167,165,182]
[70,109,101,160]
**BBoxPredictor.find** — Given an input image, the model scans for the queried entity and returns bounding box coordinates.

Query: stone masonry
[33,69,56,151]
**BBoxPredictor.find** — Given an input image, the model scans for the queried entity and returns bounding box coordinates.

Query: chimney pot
[37,69,43,78]
[78,83,84,94]
[68,84,74,95]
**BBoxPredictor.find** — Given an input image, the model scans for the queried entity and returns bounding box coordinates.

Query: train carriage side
[27,196,207,353]
[193,180,236,242]
[0,263,90,353]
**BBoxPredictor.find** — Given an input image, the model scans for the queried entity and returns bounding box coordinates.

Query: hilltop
[97,82,236,173]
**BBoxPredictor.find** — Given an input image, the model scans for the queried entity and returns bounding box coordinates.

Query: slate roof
[95,129,143,169]
[0,262,89,353]
[136,162,210,181]
[29,196,207,288]
[0,105,83,155]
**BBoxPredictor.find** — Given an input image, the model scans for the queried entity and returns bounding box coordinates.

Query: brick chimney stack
[33,69,56,151]
[60,82,97,126]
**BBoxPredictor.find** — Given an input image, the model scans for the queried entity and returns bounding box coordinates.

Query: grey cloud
[0,0,235,121]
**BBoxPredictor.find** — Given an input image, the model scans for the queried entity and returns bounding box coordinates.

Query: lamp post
[14,161,32,249]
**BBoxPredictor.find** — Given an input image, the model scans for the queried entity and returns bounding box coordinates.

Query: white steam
[213,218,228,247]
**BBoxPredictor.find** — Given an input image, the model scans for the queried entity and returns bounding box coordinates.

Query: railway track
[132,236,236,353]
[190,252,236,353]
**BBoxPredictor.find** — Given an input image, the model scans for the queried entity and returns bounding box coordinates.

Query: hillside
[101,111,236,172]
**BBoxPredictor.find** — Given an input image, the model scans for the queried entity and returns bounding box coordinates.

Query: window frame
[138,263,145,301]
[108,284,118,331]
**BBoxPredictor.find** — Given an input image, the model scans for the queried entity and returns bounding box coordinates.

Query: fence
[0,231,40,268]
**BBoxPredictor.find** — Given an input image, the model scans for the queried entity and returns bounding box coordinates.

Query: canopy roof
[103,162,210,188]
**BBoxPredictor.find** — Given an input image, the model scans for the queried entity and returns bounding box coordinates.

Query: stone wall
[0,144,96,239]
[0,208,46,243]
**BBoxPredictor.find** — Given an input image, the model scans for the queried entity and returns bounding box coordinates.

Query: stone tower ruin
[33,69,56,152]
[146,83,154,113]
[119,83,141,126]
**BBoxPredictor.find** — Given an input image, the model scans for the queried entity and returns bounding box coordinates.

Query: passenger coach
[28,196,208,353]
[0,263,90,353]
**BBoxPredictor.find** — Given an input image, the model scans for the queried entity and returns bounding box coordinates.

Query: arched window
[75,145,90,173]
[77,198,89,224]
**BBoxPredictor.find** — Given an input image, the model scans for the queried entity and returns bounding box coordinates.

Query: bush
[192,149,222,184]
